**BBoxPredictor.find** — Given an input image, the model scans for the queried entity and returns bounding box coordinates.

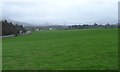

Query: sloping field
[0,39,2,71]
[2,29,118,70]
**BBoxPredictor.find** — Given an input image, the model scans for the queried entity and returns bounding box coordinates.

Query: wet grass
[2,28,118,70]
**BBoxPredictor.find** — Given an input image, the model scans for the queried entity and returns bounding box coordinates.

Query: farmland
[2,28,118,70]
[0,39,2,71]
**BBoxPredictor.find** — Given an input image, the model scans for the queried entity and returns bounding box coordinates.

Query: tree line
[0,20,26,36]
[68,23,118,29]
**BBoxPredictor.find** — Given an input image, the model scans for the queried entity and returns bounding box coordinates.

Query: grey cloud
[1,0,118,25]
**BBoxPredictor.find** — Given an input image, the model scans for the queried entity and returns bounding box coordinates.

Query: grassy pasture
[0,39,2,71]
[2,29,118,70]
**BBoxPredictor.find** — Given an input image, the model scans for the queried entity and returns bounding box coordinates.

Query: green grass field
[2,28,118,70]
[0,39,2,71]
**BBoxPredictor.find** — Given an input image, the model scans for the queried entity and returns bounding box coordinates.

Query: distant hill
[87,17,118,24]
[1,18,34,26]
[1,17,118,26]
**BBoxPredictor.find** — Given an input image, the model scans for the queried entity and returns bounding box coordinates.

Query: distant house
[25,31,31,34]
[19,30,23,34]
[49,28,54,30]
[35,29,39,31]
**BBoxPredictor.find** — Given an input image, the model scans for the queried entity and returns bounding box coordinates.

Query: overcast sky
[1,0,119,25]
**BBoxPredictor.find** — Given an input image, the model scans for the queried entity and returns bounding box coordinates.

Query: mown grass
[0,39,2,71]
[2,28,118,70]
